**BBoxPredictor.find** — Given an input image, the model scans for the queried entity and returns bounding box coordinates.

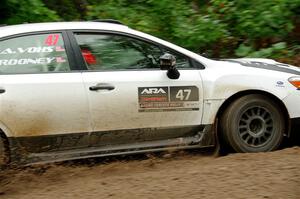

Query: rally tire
[220,94,285,153]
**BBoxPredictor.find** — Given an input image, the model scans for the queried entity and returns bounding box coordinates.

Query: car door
[0,32,90,153]
[72,32,204,147]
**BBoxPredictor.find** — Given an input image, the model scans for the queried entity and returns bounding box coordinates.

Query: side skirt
[9,125,215,165]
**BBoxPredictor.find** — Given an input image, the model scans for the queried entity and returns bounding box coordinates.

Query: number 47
[176,89,191,100]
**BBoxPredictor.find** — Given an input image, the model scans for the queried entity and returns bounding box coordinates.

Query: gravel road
[0,147,299,199]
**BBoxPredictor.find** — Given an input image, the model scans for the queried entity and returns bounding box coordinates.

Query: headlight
[288,76,300,89]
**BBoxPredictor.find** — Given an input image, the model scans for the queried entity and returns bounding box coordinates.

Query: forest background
[1,0,300,65]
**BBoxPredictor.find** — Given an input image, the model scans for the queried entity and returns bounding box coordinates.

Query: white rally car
[0,20,299,166]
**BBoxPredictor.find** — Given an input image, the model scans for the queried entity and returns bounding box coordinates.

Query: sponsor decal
[0,46,65,55]
[0,57,56,66]
[0,47,54,54]
[170,86,199,102]
[138,87,168,103]
[56,57,67,63]
[45,34,60,46]
[55,46,65,52]
[141,88,167,95]
[0,34,67,68]
[138,86,199,112]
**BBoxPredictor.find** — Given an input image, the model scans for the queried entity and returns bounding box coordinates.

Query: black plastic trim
[90,19,124,25]
[66,31,87,70]
[62,31,78,71]
[191,59,205,69]
[291,117,300,130]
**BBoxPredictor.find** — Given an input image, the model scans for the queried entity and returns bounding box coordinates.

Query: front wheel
[220,94,285,152]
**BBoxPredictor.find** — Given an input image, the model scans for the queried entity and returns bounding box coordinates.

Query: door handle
[0,88,5,94]
[89,84,115,91]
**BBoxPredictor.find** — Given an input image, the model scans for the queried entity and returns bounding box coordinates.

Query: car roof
[0,22,130,38]
[0,21,210,64]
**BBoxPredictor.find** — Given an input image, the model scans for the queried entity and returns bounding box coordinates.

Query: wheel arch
[0,128,10,165]
[215,89,291,137]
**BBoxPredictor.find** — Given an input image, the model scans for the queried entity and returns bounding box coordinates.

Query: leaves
[1,0,300,64]
[3,0,59,24]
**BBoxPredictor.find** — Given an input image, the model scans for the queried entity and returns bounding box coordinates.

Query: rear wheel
[220,94,285,152]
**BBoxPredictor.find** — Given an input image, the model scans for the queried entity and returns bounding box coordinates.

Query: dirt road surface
[0,147,299,199]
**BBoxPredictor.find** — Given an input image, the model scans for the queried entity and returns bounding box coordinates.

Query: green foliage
[86,0,228,52]
[2,0,300,65]
[235,42,289,58]
[209,0,300,59]
[43,0,88,21]
[210,0,300,39]
[85,0,300,59]
[235,44,254,57]
[2,0,59,24]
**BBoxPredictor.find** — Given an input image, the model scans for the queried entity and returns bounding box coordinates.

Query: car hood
[222,58,300,76]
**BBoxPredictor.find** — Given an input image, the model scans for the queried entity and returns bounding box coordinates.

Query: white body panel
[0,73,90,137]
[282,91,300,118]
[82,70,203,131]
[200,60,298,124]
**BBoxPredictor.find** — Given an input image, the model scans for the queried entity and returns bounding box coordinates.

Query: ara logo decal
[141,88,167,95]
[138,87,168,103]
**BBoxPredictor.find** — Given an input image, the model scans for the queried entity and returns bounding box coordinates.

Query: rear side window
[0,33,70,74]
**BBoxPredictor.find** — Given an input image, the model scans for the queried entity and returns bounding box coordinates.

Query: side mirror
[159,53,180,79]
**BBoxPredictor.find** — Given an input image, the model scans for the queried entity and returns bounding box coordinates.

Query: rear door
[0,32,90,153]
[71,32,204,147]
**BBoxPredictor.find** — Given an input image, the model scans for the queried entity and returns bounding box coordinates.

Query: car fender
[0,121,14,138]
[200,62,293,125]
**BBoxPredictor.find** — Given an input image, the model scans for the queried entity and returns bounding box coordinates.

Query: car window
[74,33,191,70]
[0,33,70,74]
